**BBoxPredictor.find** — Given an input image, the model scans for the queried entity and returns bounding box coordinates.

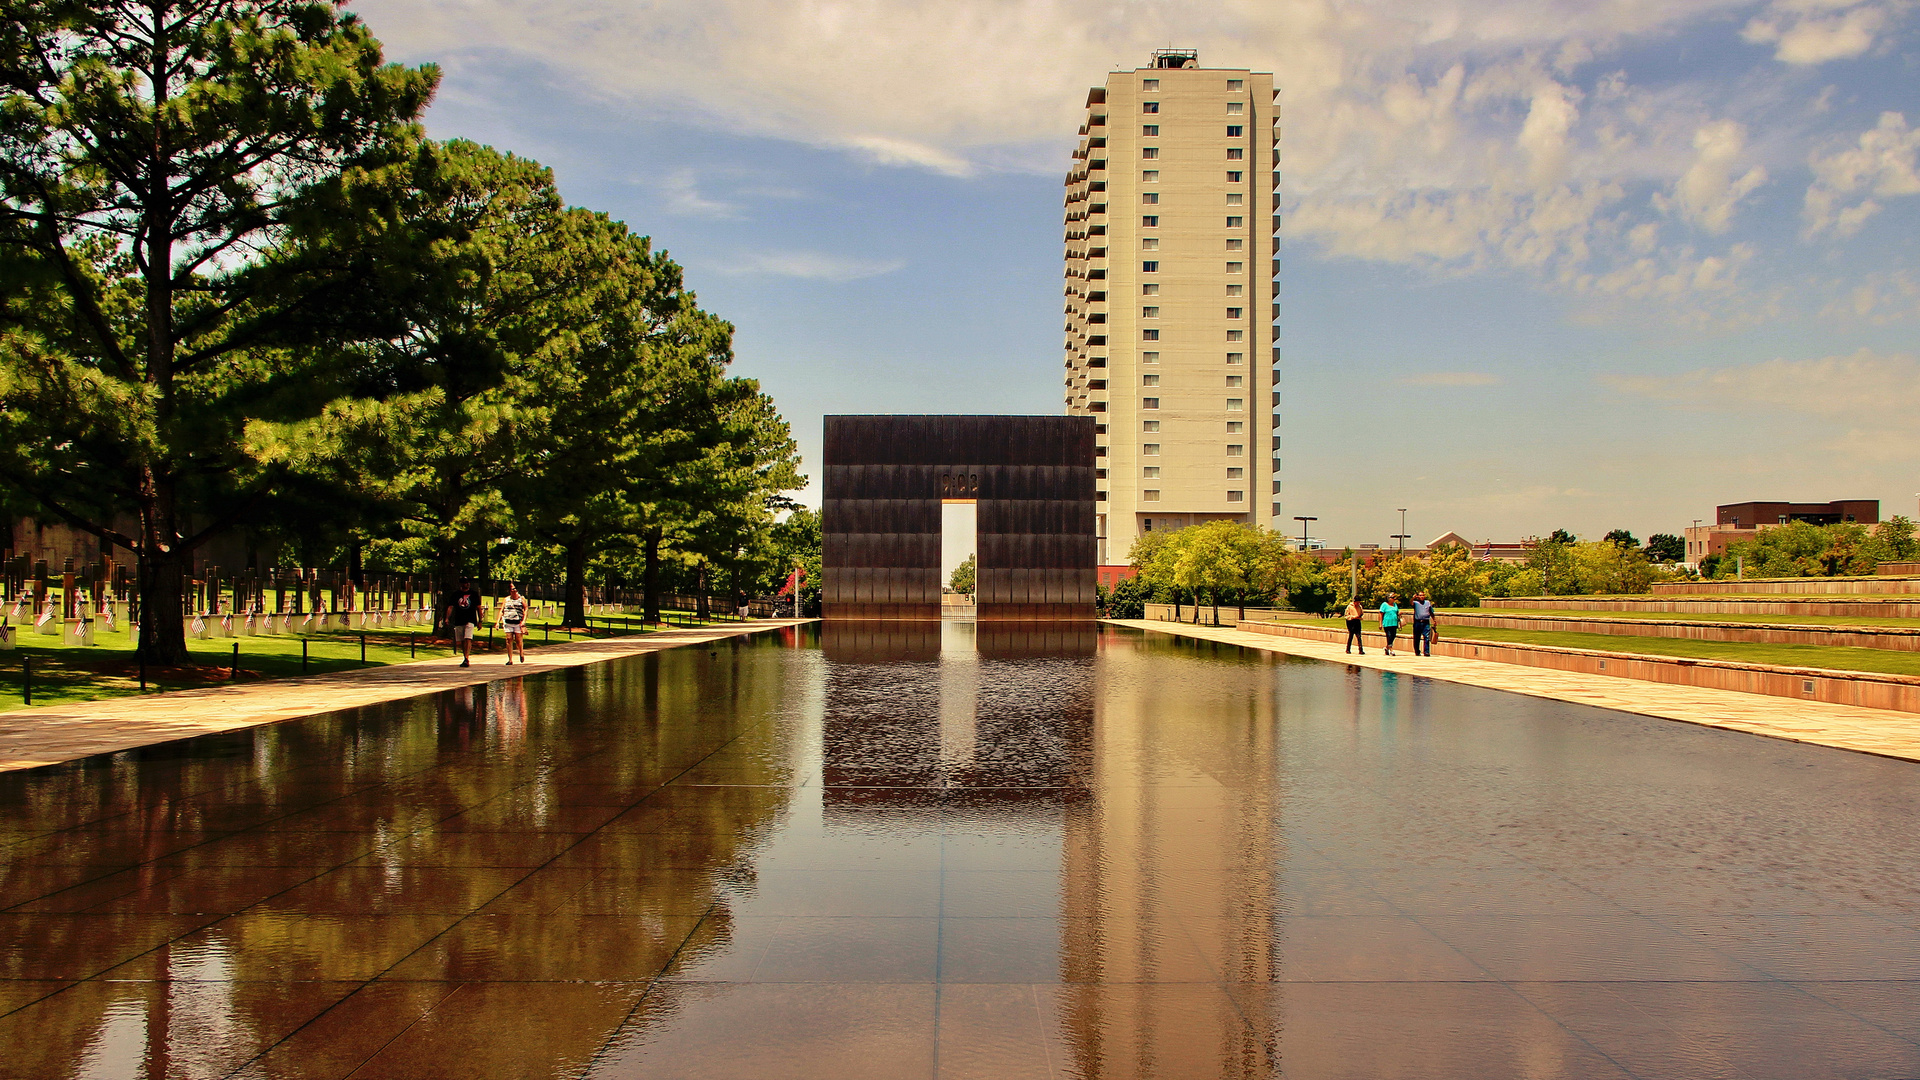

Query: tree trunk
[695,565,710,619]
[643,527,662,624]
[136,543,192,666]
[563,537,588,627]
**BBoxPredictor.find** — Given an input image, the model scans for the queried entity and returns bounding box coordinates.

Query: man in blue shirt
[1411,591,1436,656]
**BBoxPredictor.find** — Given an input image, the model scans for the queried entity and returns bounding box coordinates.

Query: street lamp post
[1395,508,1409,555]
[1293,515,1317,552]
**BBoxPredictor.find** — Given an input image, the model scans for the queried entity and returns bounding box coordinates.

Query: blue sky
[351,0,1920,549]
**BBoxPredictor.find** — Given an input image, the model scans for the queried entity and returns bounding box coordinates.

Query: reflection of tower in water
[819,623,1279,1076]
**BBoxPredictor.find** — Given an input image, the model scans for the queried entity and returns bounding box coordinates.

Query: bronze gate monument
[822,415,1097,620]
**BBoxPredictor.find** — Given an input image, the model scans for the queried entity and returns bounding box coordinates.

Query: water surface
[3,623,1919,1078]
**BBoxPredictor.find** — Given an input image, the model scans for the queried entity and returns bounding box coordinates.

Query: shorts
[504,622,525,637]
[452,624,476,640]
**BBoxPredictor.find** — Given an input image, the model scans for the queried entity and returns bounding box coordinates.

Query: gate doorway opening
[941,499,977,617]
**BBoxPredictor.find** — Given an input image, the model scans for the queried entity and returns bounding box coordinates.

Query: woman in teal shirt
[1379,594,1401,655]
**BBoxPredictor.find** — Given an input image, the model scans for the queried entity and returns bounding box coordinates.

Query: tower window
[1227,170,1243,183]
[1141,170,1159,182]
[1226,375,1243,387]
[1142,215,1158,227]
[1226,238,1244,250]
[1142,329,1159,340]
[1227,307,1244,319]
[1227,399,1245,411]
[1144,443,1161,454]
[1140,352,1159,363]
[1226,79,1243,90]
[1227,444,1245,456]
[1227,216,1244,228]
[1142,238,1159,250]
[1142,192,1160,204]
[1142,124,1159,136]
[1141,284,1160,295]
[1227,101,1244,113]
[1141,147,1159,159]
[1143,467,1160,478]
[1227,193,1243,205]
[1141,260,1158,272]
[1226,284,1244,296]
[1227,261,1244,273]
[1142,397,1160,409]
[1227,467,1244,479]
[1226,352,1244,364]
[1143,78,1159,90]
[1144,490,1162,502]
[1142,374,1159,385]
[1141,306,1159,318]
[1227,148,1244,160]
[1227,491,1245,502]
[1227,126,1244,137]
[1227,330,1244,341]
[1143,101,1159,113]
[1143,420,1160,432]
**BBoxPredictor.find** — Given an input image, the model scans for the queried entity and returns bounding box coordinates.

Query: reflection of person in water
[437,683,485,749]
[494,678,528,745]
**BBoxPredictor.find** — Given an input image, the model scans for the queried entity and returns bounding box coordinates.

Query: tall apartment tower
[1063,51,1278,570]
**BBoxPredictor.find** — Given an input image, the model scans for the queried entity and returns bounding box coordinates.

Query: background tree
[1603,529,1638,548]
[0,0,435,661]
[1645,533,1686,563]
[948,554,976,598]
[248,141,590,628]
[1546,529,1577,545]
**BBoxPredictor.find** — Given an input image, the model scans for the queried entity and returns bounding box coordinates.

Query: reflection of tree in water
[0,640,802,1076]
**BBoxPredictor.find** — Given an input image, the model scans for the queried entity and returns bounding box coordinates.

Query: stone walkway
[1115,618,1920,764]
[0,620,810,772]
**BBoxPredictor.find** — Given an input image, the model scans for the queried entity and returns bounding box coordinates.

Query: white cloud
[1742,0,1900,64]
[1656,120,1768,233]
[1602,348,1919,417]
[1602,348,1920,465]
[710,250,906,282]
[1804,111,1920,238]
[352,0,1903,314]
[1397,371,1504,386]
[659,169,741,219]
[1818,270,1920,322]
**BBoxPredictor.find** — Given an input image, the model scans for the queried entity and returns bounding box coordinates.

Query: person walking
[1411,591,1436,657]
[499,582,528,665]
[445,576,485,668]
[1342,597,1365,654]
[1379,593,1401,656]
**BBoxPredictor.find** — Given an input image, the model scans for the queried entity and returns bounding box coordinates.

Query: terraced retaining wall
[1233,618,1920,714]
[1653,577,1920,596]
[1486,597,1920,618]
[1441,612,1920,652]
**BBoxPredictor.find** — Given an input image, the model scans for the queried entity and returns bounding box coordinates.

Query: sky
[348,0,1920,550]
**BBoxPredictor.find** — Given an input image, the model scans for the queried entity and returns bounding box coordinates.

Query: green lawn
[1441,607,1920,629]
[1438,625,1920,678]
[0,609,744,710]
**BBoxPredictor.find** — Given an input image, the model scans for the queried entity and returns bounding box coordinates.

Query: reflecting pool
[4,623,1920,1078]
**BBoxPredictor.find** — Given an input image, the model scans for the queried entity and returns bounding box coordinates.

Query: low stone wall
[1652,576,1920,596]
[1440,612,1920,651]
[1879,562,1920,577]
[1232,619,1920,713]
[1143,604,1312,625]
[1485,597,1920,618]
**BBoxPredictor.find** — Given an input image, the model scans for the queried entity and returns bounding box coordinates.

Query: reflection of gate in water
[822,416,1097,620]
[818,622,1282,1075]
